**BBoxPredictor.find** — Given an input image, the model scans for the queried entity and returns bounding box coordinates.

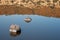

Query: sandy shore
[0,5,60,18]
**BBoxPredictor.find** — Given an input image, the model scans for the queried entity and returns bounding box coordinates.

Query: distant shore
[0,5,60,18]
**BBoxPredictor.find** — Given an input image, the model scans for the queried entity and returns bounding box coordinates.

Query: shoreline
[0,5,60,18]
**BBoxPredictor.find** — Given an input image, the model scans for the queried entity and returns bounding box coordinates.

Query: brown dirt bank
[0,5,60,18]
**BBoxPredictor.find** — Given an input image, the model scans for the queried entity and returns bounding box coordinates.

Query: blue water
[0,15,60,40]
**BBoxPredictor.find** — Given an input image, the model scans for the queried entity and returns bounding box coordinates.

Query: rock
[9,24,21,32]
[9,24,21,37]
[24,16,32,23]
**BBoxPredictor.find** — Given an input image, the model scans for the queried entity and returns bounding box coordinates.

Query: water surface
[0,15,60,40]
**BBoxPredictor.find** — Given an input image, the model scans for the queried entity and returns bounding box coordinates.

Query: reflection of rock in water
[10,30,21,37]
[24,16,32,23]
[9,24,21,37]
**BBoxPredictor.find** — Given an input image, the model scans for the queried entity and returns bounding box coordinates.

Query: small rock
[24,16,32,23]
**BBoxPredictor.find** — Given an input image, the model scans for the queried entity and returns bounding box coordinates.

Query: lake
[0,15,60,40]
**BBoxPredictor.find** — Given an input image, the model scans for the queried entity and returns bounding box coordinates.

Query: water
[0,15,60,40]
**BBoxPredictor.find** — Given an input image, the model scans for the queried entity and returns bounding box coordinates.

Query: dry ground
[0,5,60,18]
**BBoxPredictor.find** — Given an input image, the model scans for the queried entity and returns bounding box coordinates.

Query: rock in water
[24,16,32,23]
[9,24,21,32]
[9,24,21,37]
